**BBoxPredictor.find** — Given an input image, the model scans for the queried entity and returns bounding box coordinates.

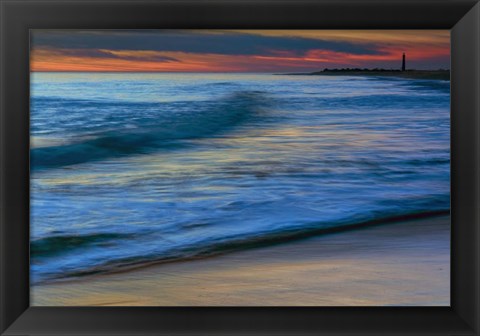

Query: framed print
[28,28,452,307]
[1,0,479,335]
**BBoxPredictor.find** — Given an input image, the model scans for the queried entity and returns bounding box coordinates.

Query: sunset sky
[30,30,450,72]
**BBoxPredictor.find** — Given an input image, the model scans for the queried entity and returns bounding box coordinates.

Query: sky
[30,30,450,72]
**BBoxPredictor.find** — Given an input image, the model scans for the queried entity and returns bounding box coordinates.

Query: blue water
[30,73,450,283]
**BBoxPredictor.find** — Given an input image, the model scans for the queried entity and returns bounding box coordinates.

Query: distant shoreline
[279,69,450,80]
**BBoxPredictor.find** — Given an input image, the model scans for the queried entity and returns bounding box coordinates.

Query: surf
[31,91,270,169]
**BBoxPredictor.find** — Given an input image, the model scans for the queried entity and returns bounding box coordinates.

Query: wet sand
[31,215,450,306]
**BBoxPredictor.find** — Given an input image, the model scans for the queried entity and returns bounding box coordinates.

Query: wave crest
[31,232,134,258]
[31,91,269,169]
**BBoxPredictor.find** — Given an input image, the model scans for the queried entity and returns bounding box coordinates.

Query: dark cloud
[49,48,179,62]
[31,30,383,57]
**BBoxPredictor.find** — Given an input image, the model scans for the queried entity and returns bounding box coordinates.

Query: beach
[31,215,450,306]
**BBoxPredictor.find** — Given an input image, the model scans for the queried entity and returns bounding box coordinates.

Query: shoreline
[32,210,449,284]
[279,70,450,80]
[32,214,450,306]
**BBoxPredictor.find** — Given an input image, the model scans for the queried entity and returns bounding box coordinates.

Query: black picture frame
[1,0,479,335]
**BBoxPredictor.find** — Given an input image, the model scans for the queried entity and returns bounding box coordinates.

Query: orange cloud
[231,30,449,46]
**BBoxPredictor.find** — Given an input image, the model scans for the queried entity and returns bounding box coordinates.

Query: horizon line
[30,68,451,74]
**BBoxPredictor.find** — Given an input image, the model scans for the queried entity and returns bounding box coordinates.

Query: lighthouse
[402,52,406,71]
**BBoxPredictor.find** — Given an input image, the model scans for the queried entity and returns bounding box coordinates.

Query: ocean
[30,73,450,284]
